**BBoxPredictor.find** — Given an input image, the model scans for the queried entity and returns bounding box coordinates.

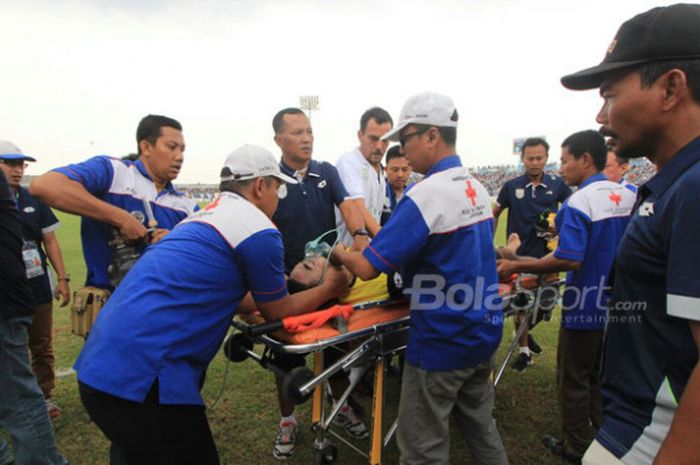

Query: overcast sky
[0,0,675,183]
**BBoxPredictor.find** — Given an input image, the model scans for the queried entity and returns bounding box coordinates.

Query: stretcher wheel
[283,367,314,405]
[223,333,253,363]
[314,443,338,464]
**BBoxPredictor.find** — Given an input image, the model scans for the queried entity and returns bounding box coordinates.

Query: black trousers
[556,327,604,457]
[79,381,219,465]
[271,345,345,380]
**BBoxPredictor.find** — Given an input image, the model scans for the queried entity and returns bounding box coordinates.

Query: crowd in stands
[468,159,656,196]
[176,160,657,202]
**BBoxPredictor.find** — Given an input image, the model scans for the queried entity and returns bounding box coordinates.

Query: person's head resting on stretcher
[289,232,525,295]
[288,256,403,306]
[288,256,355,294]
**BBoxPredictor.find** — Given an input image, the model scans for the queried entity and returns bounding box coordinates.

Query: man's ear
[139,139,151,157]
[253,177,266,199]
[273,134,282,149]
[660,68,688,112]
[581,152,594,169]
[427,127,439,146]
[357,129,363,143]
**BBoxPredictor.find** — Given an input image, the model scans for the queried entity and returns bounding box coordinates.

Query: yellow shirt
[340,274,390,305]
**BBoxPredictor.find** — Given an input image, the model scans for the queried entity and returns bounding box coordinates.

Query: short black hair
[615,154,630,166]
[287,278,311,295]
[360,107,393,132]
[385,145,404,164]
[637,59,700,104]
[561,129,607,171]
[136,114,182,155]
[412,124,457,146]
[521,137,549,157]
[272,108,306,134]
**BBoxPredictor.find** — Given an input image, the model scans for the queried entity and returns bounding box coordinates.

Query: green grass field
[45,211,566,465]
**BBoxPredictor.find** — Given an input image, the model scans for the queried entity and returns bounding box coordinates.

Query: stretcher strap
[282,304,354,334]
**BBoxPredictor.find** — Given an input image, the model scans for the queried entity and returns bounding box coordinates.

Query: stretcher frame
[230,311,410,465]
[228,275,563,463]
[494,274,566,386]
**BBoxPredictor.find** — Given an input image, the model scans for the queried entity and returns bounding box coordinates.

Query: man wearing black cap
[0,141,71,421]
[561,4,700,464]
[0,168,67,465]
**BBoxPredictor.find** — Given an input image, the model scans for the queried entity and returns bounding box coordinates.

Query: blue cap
[0,140,37,162]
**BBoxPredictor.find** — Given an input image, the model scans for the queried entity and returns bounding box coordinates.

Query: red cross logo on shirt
[204,195,222,211]
[609,192,622,207]
[465,180,477,206]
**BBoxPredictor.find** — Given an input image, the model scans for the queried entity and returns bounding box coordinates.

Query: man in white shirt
[335,107,393,246]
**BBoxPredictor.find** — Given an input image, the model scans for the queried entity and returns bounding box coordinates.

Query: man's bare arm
[338,200,371,250]
[30,171,147,241]
[497,253,579,281]
[492,204,503,235]
[255,266,348,321]
[330,246,380,281]
[43,231,70,307]
[652,321,700,465]
[345,198,381,237]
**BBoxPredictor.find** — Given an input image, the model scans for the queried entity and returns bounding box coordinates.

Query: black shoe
[528,334,542,354]
[541,435,582,465]
[510,352,532,372]
[346,395,365,418]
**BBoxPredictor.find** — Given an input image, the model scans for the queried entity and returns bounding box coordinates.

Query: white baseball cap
[221,144,297,184]
[0,140,37,162]
[381,92,459,142]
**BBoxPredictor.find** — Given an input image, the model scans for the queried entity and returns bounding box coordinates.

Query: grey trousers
[397,359,508,465]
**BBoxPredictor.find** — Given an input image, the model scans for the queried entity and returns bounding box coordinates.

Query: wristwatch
[58,273,71,282]
[352,228,369,237]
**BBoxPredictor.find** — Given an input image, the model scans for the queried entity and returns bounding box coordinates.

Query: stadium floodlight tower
[299,95,319,122]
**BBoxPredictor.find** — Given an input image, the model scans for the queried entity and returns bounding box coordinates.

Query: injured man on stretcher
[237,260,401,319]
[238,232,523,324]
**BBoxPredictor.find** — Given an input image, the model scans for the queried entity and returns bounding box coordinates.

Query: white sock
[519,346,530,357]
[280,414,296,425]
[348,366,363,385]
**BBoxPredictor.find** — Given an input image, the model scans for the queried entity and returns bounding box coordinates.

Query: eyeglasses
[0,160,29,169]
[399,128,429,148]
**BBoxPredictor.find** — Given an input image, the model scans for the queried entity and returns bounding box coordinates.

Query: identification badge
[23,240,45,279]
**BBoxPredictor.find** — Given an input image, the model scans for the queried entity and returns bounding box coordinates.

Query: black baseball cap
[561,3,700,90]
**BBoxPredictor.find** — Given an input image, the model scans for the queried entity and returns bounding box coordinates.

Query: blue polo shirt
[381,182,409,225]
[553,173,635,330]
[16,187,60,305]
[74,192,288,405]
[596,137,700,464]
[272,159,349,272]
[496,173,572,258]
[54,156,198,289]
[364,156,503,371]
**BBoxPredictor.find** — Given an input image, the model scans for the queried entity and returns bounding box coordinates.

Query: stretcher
[494,273,565,386]
[227,300,409,465]
[225,274,564,463]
